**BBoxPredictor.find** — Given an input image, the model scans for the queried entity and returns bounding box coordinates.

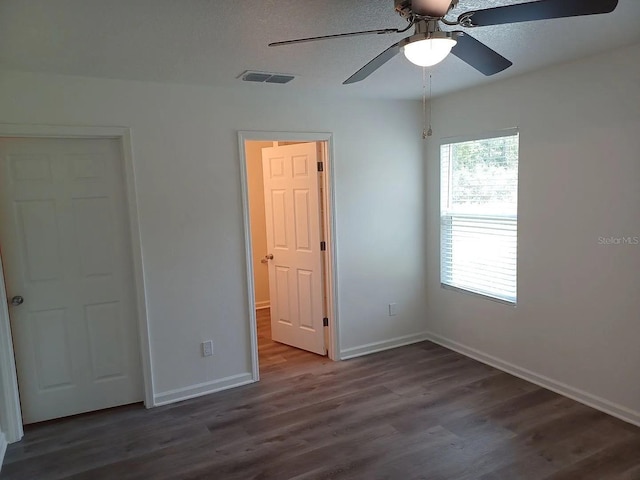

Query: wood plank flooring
[3,309,640,479]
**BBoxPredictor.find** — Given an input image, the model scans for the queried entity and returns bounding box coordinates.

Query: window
[440,131,519,304]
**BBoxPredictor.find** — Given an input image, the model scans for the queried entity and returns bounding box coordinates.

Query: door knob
[10,296,24,306]
[265,254,274,260]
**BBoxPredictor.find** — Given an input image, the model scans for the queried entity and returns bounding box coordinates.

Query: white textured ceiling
[1,0,639,99]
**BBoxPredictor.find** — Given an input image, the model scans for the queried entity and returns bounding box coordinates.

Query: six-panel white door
[261,143,326,355]
[0,137,143,424]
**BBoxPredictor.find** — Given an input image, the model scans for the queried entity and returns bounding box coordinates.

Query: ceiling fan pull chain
[422,67,428,139]
[428,72,433,137]
[423,68,433,139]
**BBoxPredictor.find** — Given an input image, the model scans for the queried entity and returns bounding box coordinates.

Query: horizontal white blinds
[441,214,517,303]
[440,133,519,304]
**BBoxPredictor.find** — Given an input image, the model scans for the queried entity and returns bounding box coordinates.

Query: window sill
[440,283,517,307]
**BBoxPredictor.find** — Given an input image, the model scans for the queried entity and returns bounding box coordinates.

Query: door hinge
[320,241,326,251]
[323,317,329,327]
[317,161,324,172]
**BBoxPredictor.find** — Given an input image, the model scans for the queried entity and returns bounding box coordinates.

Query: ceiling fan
[269,0,619,84]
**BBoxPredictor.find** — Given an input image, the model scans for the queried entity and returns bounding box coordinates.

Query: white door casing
[0,137,143,424]
[261,143,326,355]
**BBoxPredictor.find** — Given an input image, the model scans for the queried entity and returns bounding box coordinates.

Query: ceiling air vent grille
[240,71,295,84]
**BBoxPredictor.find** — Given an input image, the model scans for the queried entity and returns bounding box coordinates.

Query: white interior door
[0,137,143,424]
[261,143,326,355]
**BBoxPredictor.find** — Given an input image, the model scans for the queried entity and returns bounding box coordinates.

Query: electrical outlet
[202,340,213,357]
[388,303,397,316]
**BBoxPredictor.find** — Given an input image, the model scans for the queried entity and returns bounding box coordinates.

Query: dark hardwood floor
[3,309,640,479]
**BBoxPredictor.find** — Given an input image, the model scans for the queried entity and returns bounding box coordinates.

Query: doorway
[239,132,339,379]
[0,125,153,443]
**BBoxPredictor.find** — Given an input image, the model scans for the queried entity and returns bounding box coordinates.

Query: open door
[261,142,326,355]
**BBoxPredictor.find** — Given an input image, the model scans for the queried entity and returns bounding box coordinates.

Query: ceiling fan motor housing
[395,0,459,19]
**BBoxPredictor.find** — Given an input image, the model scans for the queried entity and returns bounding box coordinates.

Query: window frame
[439,128,520,305]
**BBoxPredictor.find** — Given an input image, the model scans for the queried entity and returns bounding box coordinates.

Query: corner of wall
[340,332,431,360]
[424,331,640,428]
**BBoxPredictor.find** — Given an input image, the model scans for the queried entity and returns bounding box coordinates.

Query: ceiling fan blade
[343,40,405,84]
[269,28,401,47]
[450,32,513,76]
[458,0,619,27]
[412,0,452,17]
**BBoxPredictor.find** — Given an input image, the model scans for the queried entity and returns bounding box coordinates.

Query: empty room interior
[0,1,639,479]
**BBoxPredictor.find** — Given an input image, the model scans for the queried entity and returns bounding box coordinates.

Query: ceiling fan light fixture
[403,34,457,67]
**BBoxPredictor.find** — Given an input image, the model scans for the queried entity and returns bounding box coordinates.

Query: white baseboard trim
[0,431,7,473]
[255,301,270,310]
[153,373,255,407]
[424,331,640,428]
[340,332,431,360]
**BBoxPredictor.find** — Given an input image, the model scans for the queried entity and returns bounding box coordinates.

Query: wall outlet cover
[202,340,213,357]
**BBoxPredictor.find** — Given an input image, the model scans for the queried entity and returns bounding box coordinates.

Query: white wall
[425,43,640,424]
[245,141,272,307]
[0,70,427,403]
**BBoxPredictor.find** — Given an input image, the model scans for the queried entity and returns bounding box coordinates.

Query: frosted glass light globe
[403,37,457,67]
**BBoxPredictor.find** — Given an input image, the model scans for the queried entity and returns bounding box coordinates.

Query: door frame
[238,131,340,380]
[0,124,154,443]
